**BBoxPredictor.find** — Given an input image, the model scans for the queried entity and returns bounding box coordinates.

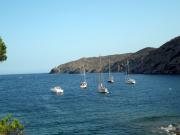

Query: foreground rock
[160,124,180,135]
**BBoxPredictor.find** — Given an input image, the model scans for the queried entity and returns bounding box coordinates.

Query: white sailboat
[108,58,114,83]
[98,56,109,93]
[125,60,136,84]
[80,64,88,89]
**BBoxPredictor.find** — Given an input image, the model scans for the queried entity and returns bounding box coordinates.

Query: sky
[0,0,180,74]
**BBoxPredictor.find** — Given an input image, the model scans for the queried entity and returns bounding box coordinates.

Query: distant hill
[50,53,132,74]
[50,36,180,74]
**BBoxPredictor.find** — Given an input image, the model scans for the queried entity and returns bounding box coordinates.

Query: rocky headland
[50,36,180,74]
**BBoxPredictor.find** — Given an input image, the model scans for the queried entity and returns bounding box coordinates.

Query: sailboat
[80,64,88,89]
[125,60,136,84]
[108,58,114,83]
[98,56,109,93]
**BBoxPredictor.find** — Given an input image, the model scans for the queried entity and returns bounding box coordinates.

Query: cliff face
[111,47,156,73]
[129,36,180,74]
[50,36,180,74]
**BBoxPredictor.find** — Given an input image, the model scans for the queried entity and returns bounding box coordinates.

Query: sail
[99,56,104,86]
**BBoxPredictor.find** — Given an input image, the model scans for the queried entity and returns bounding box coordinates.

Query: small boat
[80,64,88,89]
[51,86,64,94]
[108,76,114,83]
[126,78,136,84]
[108,58,114,83]
[125,60,136,84]
[80,81,88,89]
[98,56,109,94]
[98,83,109,93]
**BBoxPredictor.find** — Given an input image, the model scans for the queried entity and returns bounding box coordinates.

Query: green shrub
[0,37,7,62]
[0,115,24,135]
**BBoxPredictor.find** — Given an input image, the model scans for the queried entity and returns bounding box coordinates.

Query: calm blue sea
[0,73,180,135]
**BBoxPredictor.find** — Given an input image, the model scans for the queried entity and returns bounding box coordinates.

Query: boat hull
[126,79,136,84]
[98,85,109,93]
[80,82,88,89]
[108,79,114,83]
[51,87,64,95]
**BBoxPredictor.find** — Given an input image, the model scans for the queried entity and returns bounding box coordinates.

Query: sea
[0,73,180,135]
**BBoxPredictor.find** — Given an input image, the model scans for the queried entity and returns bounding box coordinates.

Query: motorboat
[51,86,64,95]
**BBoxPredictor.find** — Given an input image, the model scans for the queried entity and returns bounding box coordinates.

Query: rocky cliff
[50,36,180,74]
[50,53,132,74]
[129,36,180,74]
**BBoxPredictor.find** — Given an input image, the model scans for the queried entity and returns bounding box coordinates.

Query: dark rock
[130,36,180,74]
[49,67,60,74]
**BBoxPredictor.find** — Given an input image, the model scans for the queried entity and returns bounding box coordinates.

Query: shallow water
[0,73,180,135]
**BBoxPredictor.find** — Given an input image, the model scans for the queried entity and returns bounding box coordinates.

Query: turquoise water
[0,73,180,135]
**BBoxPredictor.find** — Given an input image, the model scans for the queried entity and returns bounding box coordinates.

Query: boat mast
[127,60,130,78]
[118,64,120,72]
[83,64,86,82]
[109,58,111,78]
[99,56,102,85]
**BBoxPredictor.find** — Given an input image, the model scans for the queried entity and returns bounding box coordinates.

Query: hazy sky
[0,0,180,74]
